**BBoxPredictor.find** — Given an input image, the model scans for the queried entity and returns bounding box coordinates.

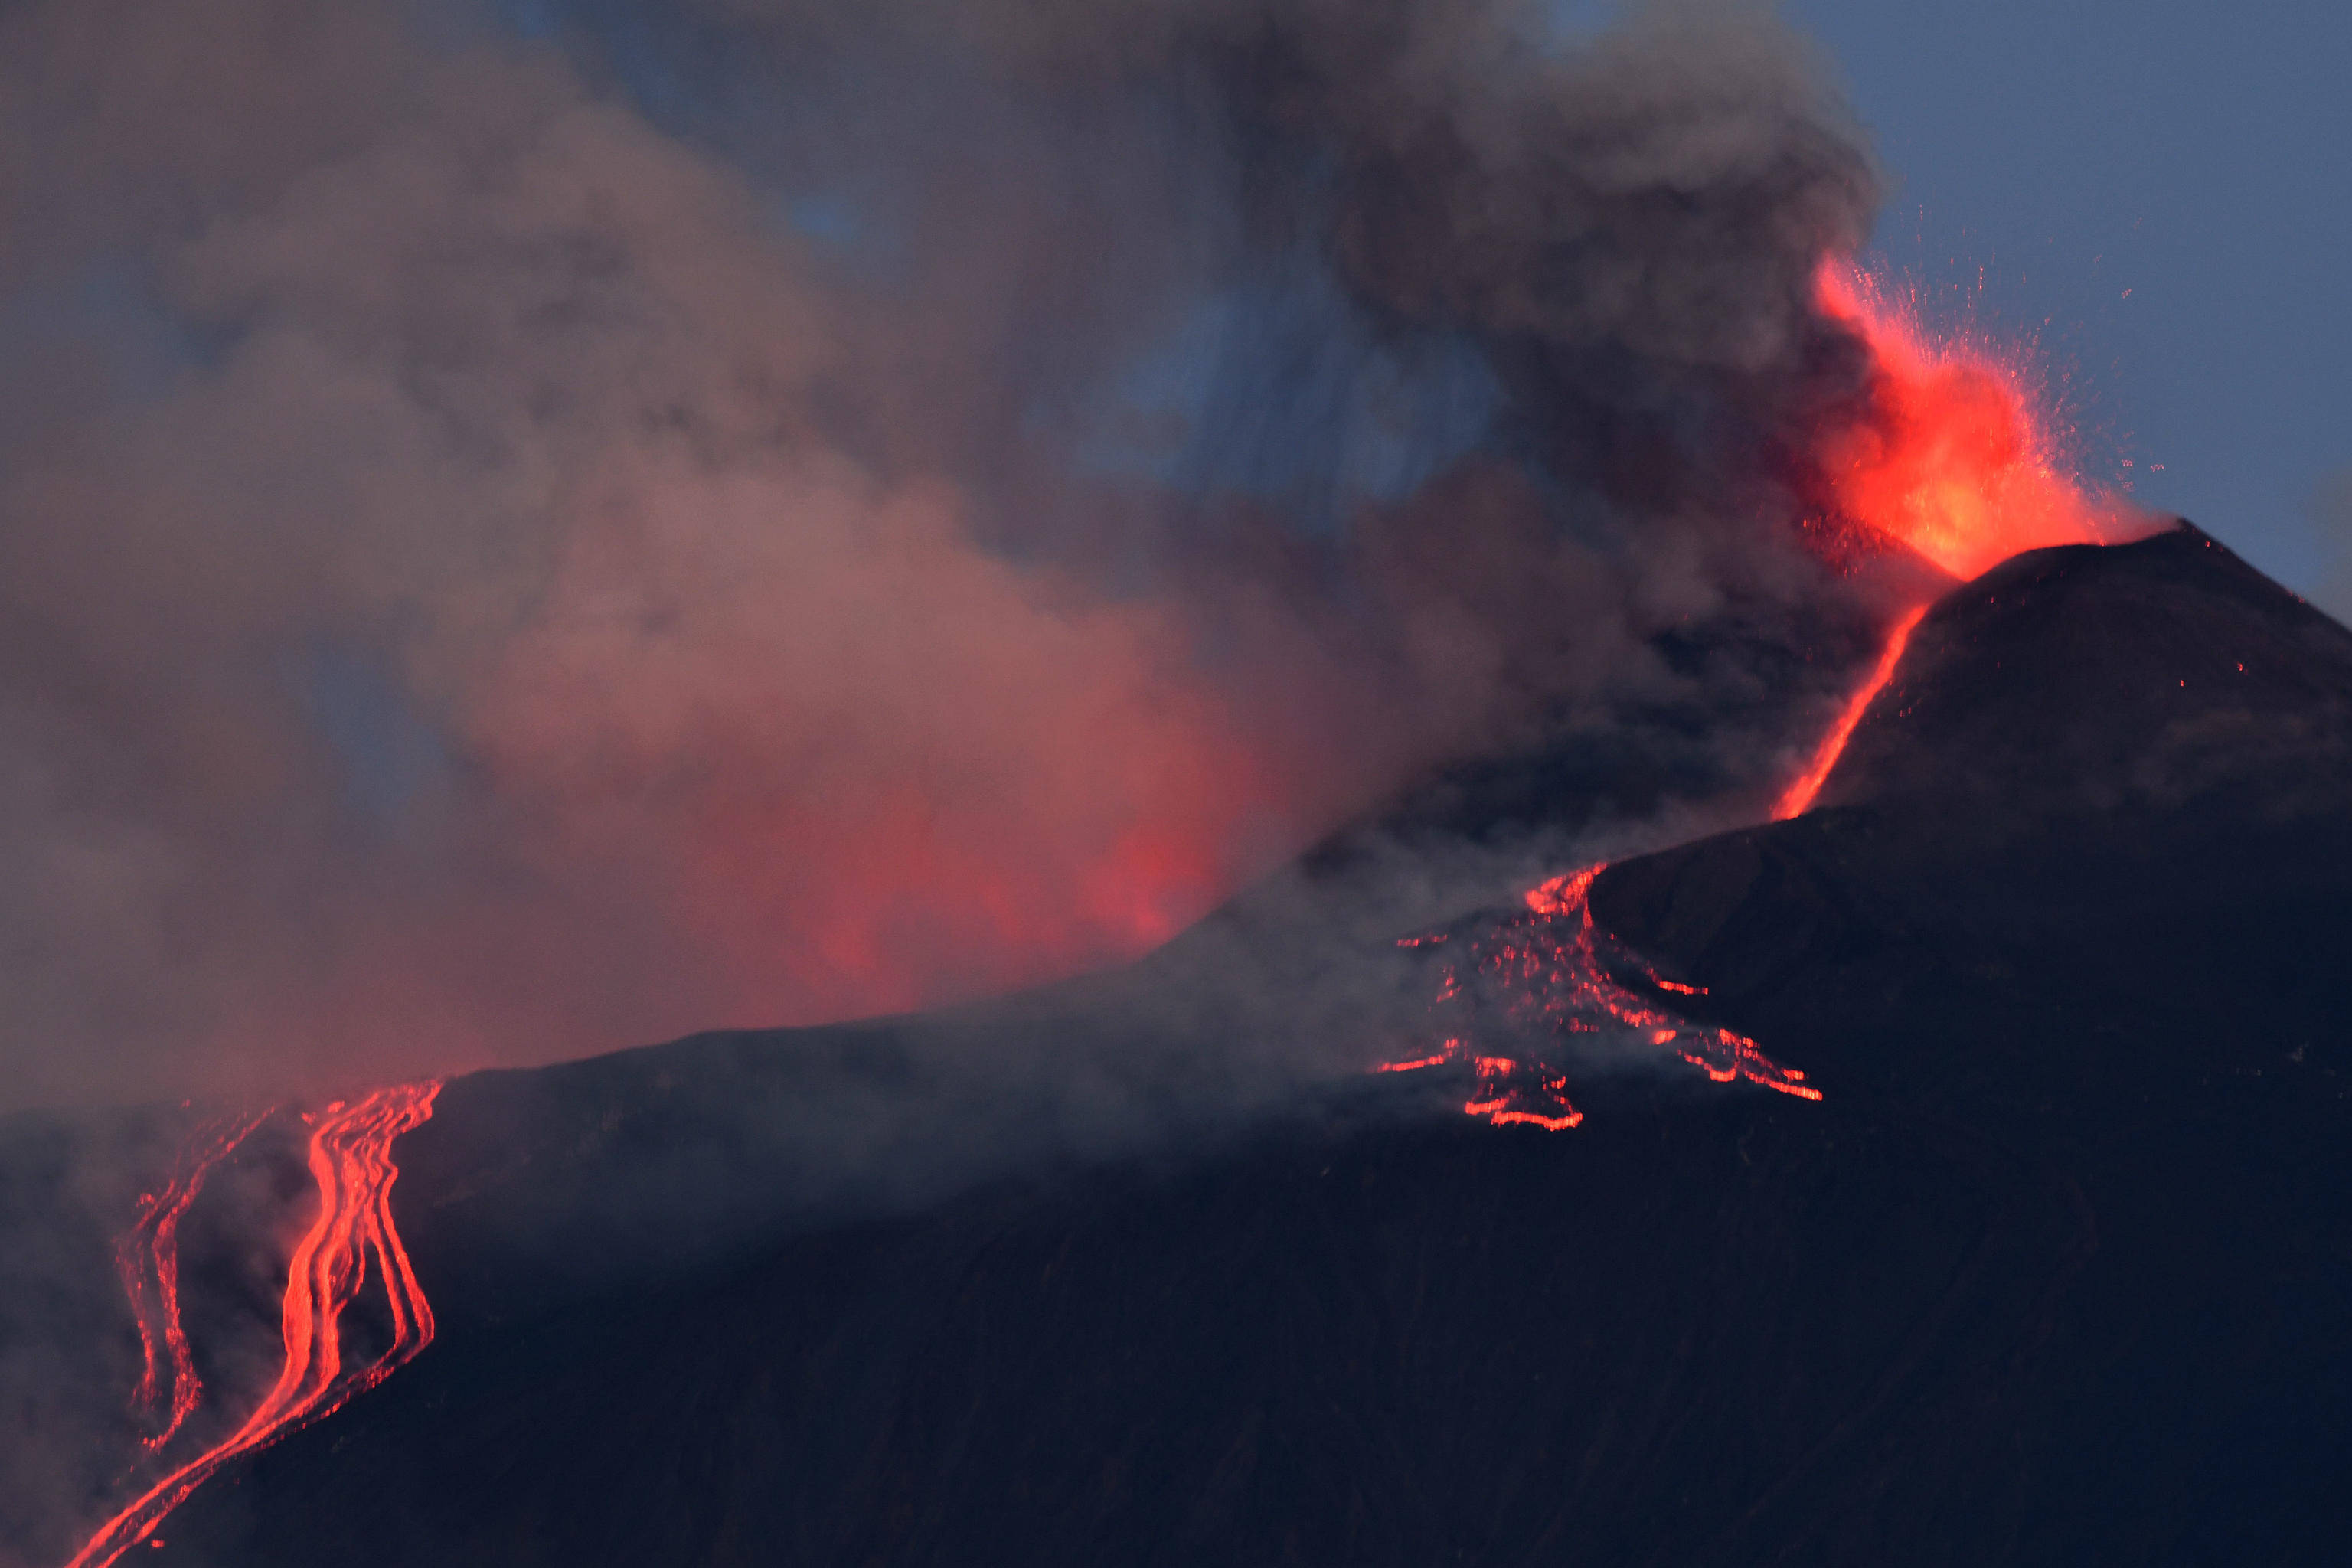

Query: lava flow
[69,1083,443,1568]
[113,1112,271,1452]
[1772,602,1929,821]
[1382,865,1821,1129]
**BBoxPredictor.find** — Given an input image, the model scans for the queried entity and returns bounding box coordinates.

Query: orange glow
[69,1083,442,1568]
[1486,1108,1583,1131]
[1380,863,1821,1129]
[1773,260,2153,821]
[1812,259,2129,580]
[113,1113,270,1453]
[1772,603,1929,820]
[1523,864,1601,917]
[1374,1054,1451,1073]
[1382,263,2151,1132]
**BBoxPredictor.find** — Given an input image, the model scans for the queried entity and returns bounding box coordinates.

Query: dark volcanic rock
[1590,523,2352,1106]
[145,524,2352,1566]
[1821,522,2352,818]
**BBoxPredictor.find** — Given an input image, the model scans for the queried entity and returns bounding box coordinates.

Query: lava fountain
[68,1084,443,1568]
[1811,257,2135,580]
[1782,255,2149,814]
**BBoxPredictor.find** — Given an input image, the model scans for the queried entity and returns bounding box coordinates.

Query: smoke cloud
[0,0,1886,1111]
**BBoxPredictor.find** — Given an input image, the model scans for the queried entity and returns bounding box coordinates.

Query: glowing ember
[113,1112,270,1452]
[1381,864,1821,1128]
[69,1083,443,1568]
[1772,603,1929,821]
[1813,258,2128,580]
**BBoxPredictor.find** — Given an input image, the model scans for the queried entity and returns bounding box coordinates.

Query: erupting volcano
[68,1086,443,1568]
[47,243,2161,1567]
[57,248,2156,1564]
[1383,254,2142,1133]
[8,0,2347,1556]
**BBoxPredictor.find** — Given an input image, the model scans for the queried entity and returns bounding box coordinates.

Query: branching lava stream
[113,1112,272,1454]
[1382,866,1821,1129]
[69,1083,443,1568]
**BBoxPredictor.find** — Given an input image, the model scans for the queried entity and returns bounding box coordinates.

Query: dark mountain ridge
[32,521,2352,1566]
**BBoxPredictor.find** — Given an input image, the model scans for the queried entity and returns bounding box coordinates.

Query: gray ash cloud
[0,0,1885,1109]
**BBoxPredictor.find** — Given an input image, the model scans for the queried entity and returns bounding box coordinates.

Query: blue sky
[1788,0,2352,589]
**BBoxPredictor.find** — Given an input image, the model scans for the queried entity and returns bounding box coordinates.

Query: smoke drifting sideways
[0,0,1912,1112]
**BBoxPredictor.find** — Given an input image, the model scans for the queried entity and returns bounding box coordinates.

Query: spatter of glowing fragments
[69,1083,443,1568]
[1380,866,1821,1130]
[1811,258,2129,581]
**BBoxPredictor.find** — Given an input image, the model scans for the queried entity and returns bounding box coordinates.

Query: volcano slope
[149,523,2352,1567]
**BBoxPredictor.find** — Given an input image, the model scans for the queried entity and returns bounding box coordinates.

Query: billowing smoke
[0,0,1885,1110]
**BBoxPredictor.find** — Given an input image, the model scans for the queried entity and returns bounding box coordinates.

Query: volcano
[16,520,2352,1567]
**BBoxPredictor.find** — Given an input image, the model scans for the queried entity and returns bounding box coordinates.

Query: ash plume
[0,0,1889,1110]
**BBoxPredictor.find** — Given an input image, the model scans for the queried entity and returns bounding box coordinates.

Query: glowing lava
[1812,258,2128,580]
[69,1083,443,1568]
[1775,257,2155,817]
[1772,603,1929,822]
[1380,258,2151,1131]
[113,1112,270,1452]
[1383,865,1821,1128]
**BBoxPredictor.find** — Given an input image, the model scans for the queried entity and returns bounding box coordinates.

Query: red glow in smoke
[1812,258,2128,581]
[653,749,1264,1041]
[69,1084,442,1568]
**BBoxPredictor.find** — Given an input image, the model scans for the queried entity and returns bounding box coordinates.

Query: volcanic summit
[9,519,2334,1567]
